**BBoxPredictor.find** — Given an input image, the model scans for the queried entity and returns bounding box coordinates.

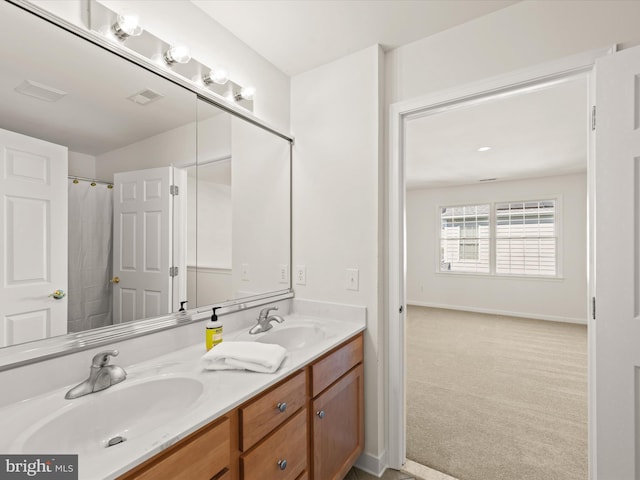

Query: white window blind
[495,200,556,276]
[440,205,490,273]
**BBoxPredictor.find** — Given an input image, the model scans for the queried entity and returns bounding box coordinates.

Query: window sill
[434,271,564,281]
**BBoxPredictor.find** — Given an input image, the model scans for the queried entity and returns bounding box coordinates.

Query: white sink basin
[16,376,204,456]
[253,324,331,350]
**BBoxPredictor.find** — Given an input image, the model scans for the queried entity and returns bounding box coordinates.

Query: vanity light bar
[87,0,255,111]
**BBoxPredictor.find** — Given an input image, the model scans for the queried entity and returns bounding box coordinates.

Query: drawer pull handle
[316,410,325,419]
[278,459,287,471]
[277,402,287,412]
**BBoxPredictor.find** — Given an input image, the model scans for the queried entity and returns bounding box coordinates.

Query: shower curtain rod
[68,175,112,186]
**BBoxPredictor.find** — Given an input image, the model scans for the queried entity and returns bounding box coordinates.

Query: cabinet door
[312,364,364,480]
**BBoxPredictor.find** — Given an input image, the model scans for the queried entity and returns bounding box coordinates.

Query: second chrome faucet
[249,306,284,334]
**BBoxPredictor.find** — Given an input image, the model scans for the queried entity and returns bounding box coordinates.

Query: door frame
[387,45,615,475]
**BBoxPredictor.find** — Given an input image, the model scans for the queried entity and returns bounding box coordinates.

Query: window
[439,200,557,277]
[440,205,490,273]
[496,200,556,276]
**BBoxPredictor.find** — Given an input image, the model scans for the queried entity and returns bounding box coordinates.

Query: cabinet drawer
[240,370,306,451]
[122,417,230,480]
[311,334,363,397]
[241,409,307,480]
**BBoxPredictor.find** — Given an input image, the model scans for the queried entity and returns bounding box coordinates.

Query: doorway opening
[387,47,611,479]
[403,77,588,479]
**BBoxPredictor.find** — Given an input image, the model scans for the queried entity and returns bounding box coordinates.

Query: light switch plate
[345,268,359,291]
[295,265,306,285]
[241,263,250,281]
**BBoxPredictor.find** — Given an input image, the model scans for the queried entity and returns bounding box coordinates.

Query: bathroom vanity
[0,303,366,480]
[120,333,364,480]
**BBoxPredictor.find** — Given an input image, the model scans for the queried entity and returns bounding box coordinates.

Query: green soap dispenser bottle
[206,307,223,351]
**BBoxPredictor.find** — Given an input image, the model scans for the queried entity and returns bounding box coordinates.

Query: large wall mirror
[0,1,291,360]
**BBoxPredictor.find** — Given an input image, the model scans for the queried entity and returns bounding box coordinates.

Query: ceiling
[190,0,518,76]
[404,77,588,189]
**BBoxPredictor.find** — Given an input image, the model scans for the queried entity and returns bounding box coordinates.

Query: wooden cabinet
[118,416,230,480]
[118,332,364,480]
[310,335,364,480]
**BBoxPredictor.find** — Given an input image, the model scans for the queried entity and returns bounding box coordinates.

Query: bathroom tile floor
[343,467,416,480]
[343,461,458,480]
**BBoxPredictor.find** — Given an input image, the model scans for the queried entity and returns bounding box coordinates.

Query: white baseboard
[406,300,587,325]
[355,450,387,477]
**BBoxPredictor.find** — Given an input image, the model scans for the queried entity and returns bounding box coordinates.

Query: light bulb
[164,44,191,65]
[237,86,256,101]
[203,68,229,85]
[112,14,143,40]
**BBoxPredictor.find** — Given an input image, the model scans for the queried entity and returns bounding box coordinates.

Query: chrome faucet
[65,350,127,399]
[249,306,284,334]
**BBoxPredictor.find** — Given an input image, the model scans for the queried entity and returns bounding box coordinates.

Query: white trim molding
[355,449,388,477]
[406,301,588,325]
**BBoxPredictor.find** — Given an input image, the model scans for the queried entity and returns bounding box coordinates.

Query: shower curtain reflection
[67,178,113,332]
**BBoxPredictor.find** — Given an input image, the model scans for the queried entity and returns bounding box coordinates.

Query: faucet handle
[92,350,119,367]
[259,305,278,319]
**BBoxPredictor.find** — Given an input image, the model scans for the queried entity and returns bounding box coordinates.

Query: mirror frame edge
[0,0,295,371]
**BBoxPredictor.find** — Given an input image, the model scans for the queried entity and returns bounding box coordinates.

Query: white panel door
[595,45,640,479]
[0,128,67,347]
[113,167,173,323]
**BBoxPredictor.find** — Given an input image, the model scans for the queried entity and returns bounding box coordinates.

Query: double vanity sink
[0,308,365,479]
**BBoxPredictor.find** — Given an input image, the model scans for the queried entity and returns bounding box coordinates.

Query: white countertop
[0,304,365,480]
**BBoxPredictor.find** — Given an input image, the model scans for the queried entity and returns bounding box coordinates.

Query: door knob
[316,410,325,419]
[111,277,120,284]
[49,290,66,299]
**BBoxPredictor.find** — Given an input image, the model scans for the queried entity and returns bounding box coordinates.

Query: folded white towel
[202,341,287,373]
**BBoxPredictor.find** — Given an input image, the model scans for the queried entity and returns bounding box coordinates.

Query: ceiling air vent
[127,89,164,106]
[15,80,67,102]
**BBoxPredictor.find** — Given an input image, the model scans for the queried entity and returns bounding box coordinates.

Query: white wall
[188,177,232,269]
[291,45,385,471]
[28,0,290,132]
[407,173,588,323]
[386,0,640,106]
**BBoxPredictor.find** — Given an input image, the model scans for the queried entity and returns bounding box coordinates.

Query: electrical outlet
[241,263,250,281]
[278,264,289,284]
[296,265,306,285]
[345,268,359,291]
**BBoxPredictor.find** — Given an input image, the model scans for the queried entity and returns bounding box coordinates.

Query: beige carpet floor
[406,307,588,480]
